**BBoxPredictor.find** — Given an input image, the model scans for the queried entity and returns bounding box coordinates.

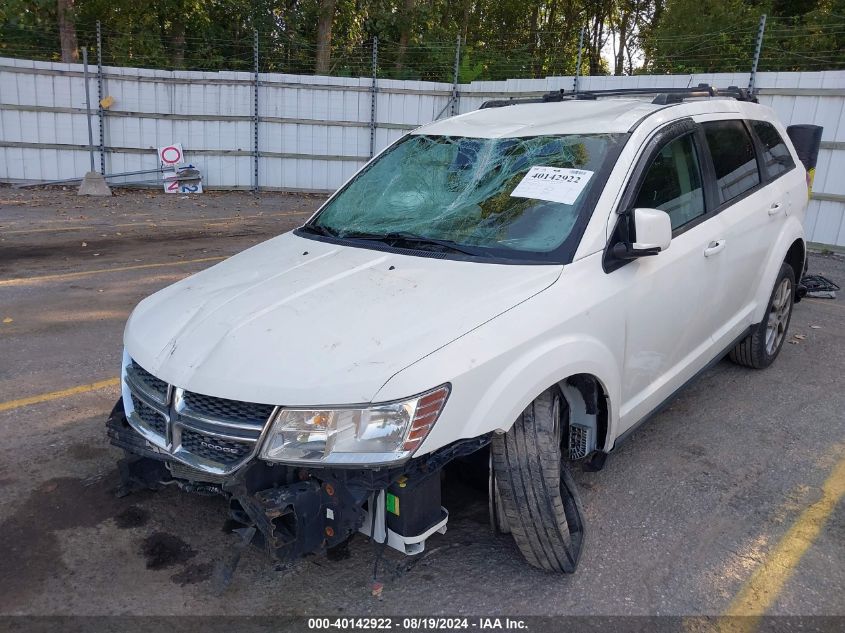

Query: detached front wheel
[491,388,585,573]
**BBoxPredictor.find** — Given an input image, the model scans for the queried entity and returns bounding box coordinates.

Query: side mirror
[612,208,672,260]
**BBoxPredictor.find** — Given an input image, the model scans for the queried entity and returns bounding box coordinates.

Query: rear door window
[702,120,761,204]
[751,120,795,179]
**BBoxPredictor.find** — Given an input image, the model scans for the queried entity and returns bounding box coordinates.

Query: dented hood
[124,232,561,405]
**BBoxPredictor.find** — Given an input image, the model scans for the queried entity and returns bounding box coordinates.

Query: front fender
[375,326,622,456]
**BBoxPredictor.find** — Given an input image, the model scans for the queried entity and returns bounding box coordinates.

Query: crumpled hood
[124,232,561,405]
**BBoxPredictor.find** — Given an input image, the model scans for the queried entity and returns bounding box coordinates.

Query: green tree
[2,0,844,77]
[643,0,845,73]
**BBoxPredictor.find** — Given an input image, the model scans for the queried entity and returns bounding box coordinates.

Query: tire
[729,262,796,369]
[491,388,585,573]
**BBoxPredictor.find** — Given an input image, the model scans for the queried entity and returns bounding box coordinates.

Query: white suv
[110,86,812,574]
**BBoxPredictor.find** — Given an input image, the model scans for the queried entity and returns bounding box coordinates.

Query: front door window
[633,134,706,231]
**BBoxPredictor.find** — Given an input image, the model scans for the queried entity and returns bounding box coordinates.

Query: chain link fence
[3,14,845,80]
[2,14,845,246]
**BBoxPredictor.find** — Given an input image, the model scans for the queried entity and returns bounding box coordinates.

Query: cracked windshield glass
[312,133,621,254]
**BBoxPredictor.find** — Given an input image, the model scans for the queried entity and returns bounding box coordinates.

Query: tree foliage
[1,0,843,78]
[642,0,845,73]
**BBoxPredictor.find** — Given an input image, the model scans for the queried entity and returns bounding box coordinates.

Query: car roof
[412,97,771,138]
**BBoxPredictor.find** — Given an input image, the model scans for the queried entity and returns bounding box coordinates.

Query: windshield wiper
[299,223,338,237]
[340,231,486,257]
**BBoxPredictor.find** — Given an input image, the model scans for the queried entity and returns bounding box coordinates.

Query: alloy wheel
[765,278,793,355]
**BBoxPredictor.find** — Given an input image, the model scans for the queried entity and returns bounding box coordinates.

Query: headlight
[259,385,450,465]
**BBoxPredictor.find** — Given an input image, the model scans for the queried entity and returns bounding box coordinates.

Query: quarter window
[633,134,705,231]
[752,120,795,179]
[702,120,761,203]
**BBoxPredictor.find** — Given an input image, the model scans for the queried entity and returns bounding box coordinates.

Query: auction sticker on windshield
[510,166,593,205]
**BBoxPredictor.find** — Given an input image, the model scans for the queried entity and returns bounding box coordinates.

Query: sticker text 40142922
[509,166,593,205]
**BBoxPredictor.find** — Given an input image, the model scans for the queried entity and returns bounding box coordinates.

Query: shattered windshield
[309,133,621,257]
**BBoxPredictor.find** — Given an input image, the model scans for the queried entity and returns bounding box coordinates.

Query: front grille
[167,460,229,484]
[131,394,167,437]
[123,356,276,474]
[125,360,169,405]
[179,428,253,464]
[182,391,274,427]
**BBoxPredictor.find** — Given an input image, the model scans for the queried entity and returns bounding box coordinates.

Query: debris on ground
[802,274,839,299]
[789,334,808,345]
[212,526,256,595]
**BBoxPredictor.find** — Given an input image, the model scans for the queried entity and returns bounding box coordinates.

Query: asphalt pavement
[0,187,842,620]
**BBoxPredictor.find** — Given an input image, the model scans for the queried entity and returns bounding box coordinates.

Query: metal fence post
[574,25,585,93]
[81,47,96,173]
[450,35,461,117]
[748,14,767,95]
[369,37,378,159]
[96,21,105,174]
[253,29,260,194]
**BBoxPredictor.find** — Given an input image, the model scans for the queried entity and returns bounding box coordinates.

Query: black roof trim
[479,83,757,110]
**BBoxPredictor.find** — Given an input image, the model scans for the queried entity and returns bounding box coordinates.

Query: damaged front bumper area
[107,399,489,561]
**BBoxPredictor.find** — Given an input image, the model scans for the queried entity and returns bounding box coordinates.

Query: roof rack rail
[479,83,757,109]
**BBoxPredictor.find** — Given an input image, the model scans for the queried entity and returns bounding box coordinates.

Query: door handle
[704,240,726,257]
[768,202,783,216]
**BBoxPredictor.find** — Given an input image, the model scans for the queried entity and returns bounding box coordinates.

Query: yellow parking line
[0,255,226,287]
[0,377,120,413]
[719,457,845,632]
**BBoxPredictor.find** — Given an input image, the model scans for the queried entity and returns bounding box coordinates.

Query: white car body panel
[375,252,625,453]
[413,100,660,138]
[123,232,561,406]
[122,95,809,465]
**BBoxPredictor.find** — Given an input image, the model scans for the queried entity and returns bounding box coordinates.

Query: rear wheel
[491,388,585,573]
[729,263,795,369]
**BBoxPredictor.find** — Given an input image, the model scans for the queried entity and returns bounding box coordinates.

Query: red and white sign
[157,143,184,167]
